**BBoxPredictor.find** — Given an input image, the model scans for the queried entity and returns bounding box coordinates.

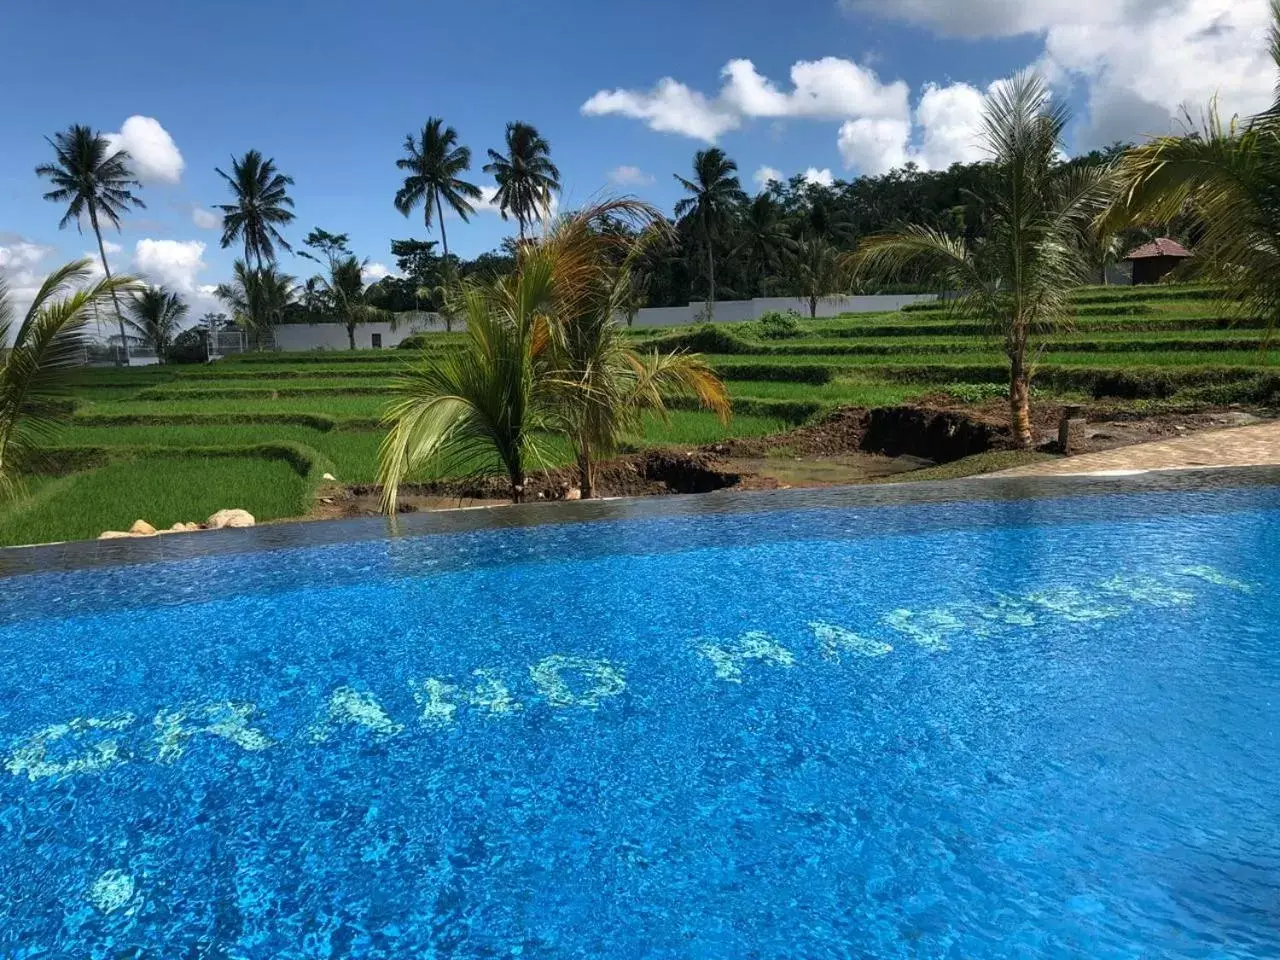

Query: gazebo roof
[1124,238,1192,261]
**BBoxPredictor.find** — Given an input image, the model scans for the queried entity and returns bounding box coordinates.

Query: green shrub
[397,333,429,350]
[638,324,761,355]
[942,382,1011,404]
[755,310,804,340]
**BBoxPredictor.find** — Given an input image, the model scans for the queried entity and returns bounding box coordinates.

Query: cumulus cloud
[361,262,393,283]
[584,56,999,176]
[845,0,1275,149]
[131,239,219,314]
[607,165,656,186]
[101,240,123,255]
[802,166,835,187]
[0,240,57,325]
[104,116,184,184]
[753,165,785,189]
[192,207,222,230]
[582,78,740,141]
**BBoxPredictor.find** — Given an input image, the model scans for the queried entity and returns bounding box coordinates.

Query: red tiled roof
[1124,238,1192,260]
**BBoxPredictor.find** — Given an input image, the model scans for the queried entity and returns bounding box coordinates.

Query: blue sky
[1,0,1272,318]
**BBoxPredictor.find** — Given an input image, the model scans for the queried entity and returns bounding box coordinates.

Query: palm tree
[214,261,296,349]
[215,150,296,270]
[0,260,136,496]
[35,125,145,365]
[789,237,844,319]
[543,205,731,497]
[125,287,188,362]
[735,193,796,296]
[674,148,745,319]
[847,73,1110,448]
[484,122,562,243]
[1105,2,1280,325]
[315,256,394,350]
[378,200,731,509]
[394,118,483,263]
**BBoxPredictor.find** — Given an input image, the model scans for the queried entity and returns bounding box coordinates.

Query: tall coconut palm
[1105,2,1280,327]
[214,261,296,349]
[125,287,188,362]
[35,125,145,365]
[215,150,296,269]
[378,199,730,510]
[674,148,745,319]
[483,122,562,243]
[315,256,394,350]
[847,73,1111,447]
[394,118,483,263]
[0,260,136,496]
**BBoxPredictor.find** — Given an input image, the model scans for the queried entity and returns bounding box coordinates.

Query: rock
[98,530,133,540]
[129,519,157,536]
[167,522,199,533]
[206,509,256,530]
[322,472,337,481]
[564,487,582,501]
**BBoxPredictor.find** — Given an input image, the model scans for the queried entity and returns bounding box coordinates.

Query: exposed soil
[305,401,1277,520]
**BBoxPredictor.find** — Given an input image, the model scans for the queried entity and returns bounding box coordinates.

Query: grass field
[1,282,1271,547]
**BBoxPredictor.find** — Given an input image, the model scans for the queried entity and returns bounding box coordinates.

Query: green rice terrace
[5,282,1276,547]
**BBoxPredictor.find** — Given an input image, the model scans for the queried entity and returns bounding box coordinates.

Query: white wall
[625,294,938,328]
[272,313,452,351]
[267,295,938,349]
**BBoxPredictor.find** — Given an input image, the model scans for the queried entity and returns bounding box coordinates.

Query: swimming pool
[2,473,1278,958]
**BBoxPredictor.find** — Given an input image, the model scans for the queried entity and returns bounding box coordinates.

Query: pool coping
[3,465,1279,580]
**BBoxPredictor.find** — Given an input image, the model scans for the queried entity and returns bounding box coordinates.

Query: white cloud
[102,240,123,255]
[104,116,184,184]
[584,57,996,175]
[753,165,785,189]
[846,0,1275,149]
[802,166,835,187]
[131,239,219,314]
[607,165,656,187]
[721,57,909,121]
[582,78,740,141]
[914,82,989,168]
[836,117,911,174]
[192,207,222,230]
[0,240,56,326]
[361,262,393,283]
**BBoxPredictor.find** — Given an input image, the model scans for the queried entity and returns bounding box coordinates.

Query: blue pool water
[1,486,1279,958]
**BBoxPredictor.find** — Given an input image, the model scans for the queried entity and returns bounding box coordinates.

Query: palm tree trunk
[88,203,130,366]
[435,193,449,262]
[706,237,716,321]
[1008,333,1033,449]
[576,441,594,499]
[347,321,356,350]
[809,295,818,319]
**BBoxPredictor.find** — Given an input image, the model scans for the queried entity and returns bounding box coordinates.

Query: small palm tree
[484,122,562,243]
[394,118,483,263]
[215,150,296,269]
[1106,2,1280,325]
[0,260,136,496]
[789,237,844,319]
[674,148,746,319]
[848,73,1110,447]
[36,125,145,364]
[542,204,730,497]
[316,256,394,350]
[378,200,731,509]
[125,287,188,362]
[215,261,296,349]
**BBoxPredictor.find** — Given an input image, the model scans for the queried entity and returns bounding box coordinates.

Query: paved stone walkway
[992,420,1280,476]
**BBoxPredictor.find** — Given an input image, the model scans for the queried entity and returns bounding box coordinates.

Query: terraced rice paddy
[2,283,1272,546]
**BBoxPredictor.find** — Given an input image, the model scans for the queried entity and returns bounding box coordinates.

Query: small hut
[1124,238,1192,285]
